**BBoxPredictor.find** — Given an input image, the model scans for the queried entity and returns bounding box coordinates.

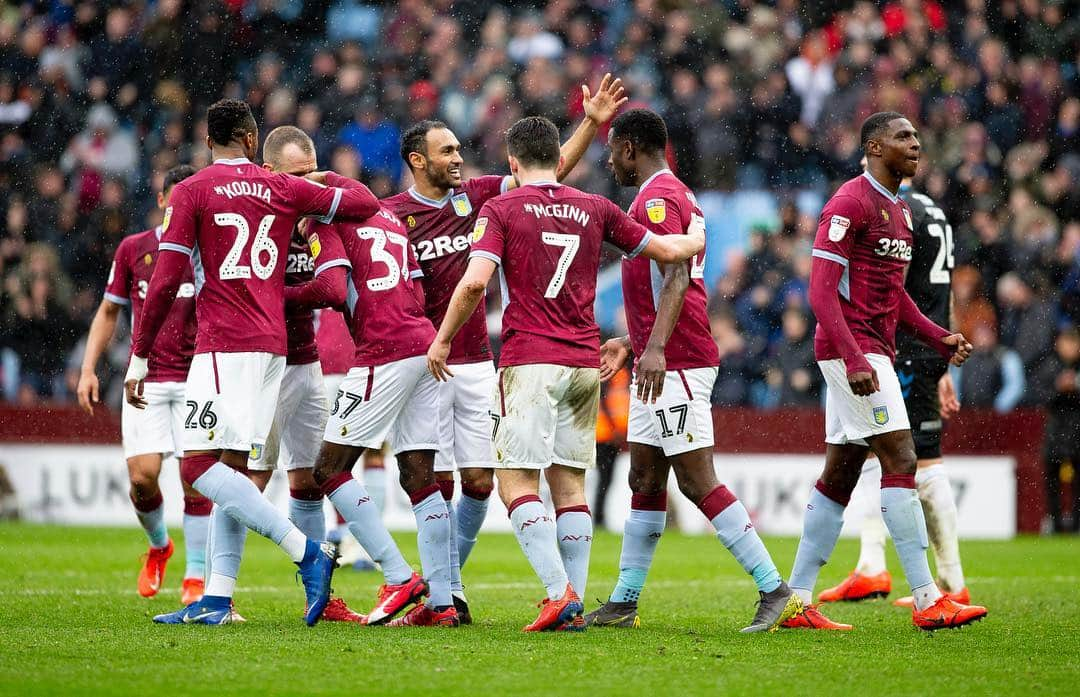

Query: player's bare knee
[397,450,435,495]
[628,465,666,496]
[312,443,353,485]
[459,467,494,492]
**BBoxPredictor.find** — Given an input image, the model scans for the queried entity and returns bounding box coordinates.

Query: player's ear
[205,134,213,151]
[157,191,165,208]
[408,151,425,171]
[508,154,519,175]
[557,155,565,173]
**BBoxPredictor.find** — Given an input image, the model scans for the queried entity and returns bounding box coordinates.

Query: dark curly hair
[206,98,257,148]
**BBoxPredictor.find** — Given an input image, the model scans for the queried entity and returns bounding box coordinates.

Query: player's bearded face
[606,135,632,186]
[423,129,464,189]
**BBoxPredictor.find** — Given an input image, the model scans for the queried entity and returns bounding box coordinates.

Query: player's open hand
[938,371,960,420]
[942,333,973,366]
[599,337,631,381]
[76,369,100,412]
[582,73,628,126]
[76,371,99,416]
[636,346,666,403]
[848,369,879,396]
[427,339,455,382]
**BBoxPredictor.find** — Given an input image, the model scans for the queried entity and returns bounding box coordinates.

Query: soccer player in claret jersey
[238,126,364,623]
[819,178,974,609]
[782,112,986,631]
[384,74,627,623]
[427,116,704,632]
[124,99,381,626]
[586,109,801,633]
[77,165,211,606]
[294,190,452,627]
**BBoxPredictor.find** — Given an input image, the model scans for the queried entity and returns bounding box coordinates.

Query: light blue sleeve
[995,350,1026,412]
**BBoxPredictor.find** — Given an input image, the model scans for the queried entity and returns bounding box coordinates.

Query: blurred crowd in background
[0,0,1078,422]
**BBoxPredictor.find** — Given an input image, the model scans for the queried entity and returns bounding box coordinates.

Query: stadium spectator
[1032,326,1080,533]
[956,320,1026,413]
[0,0,1073,411]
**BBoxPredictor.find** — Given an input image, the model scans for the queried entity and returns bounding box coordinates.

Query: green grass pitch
[0,524,1076,696]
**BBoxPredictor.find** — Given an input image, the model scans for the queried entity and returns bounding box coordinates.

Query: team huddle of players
[78,76,987,632]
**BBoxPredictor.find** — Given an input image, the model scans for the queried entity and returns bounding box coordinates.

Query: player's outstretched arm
[428,257,496,381]
[639,214,705,263]
[77,299,123,415]
[298,171,379,223]
[636,262,689,403]
[555,73,628,182]
[808,256,877,395]
[284,266,348,311]
[125,250,188,408]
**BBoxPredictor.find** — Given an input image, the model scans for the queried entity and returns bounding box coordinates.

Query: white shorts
[492,364,599,470]
[122,381,186,459]
[627,367,717,456]
[323,373,346,406]
[322,355,439,455]
[819,352,911,446]
[182,351,286,455]
[249,361,328,472]
[435,360,497,473]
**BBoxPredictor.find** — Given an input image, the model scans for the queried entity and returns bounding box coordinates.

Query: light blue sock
[447,501,464,594]
[456,493,490,568]
[789,486,846,602]
[207,505,247,598]
[193,462,308,566]
[881,486,934,592]
[327,477,412,585]
[134,499,169,549]
[556,509,593,601]
[183,513,210,579]
[413,491,452,608]
[289,496,326,541]
[509,499,569,600]
[364,467,386,512]
[710,501,782,593]
[610,508,666,603]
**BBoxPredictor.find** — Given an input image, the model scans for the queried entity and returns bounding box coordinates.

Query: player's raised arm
[556,73,628,181]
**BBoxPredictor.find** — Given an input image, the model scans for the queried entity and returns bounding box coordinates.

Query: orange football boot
[781,604,854,630]
[523,583,584,632]
[321,596,367,623]
[181,577,205,605]
[386,602,460,627]
[138,540,174,598]
[817,570,892,603]
[912,596,987,630]
[366,571,429,625]
[893,586,969,608]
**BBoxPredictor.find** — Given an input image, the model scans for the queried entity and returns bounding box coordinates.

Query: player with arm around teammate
[585,109,801,633]
[77,165,211,606]
[427,116,704,632]
[124,99,381,625]
[383,74,627,623]
[781,112,985,631]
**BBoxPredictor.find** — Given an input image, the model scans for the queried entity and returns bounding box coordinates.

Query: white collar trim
[214,157,252,165]
[862,171,899,203]
[408,187,453,207]
[639,168,673,191]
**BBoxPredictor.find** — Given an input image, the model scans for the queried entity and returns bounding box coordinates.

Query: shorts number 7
[654,404,689,438]
[331,390,364,417]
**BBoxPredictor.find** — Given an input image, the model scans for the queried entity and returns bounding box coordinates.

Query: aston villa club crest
[249,443,263,460]
[873,406,889,425]
[406,215,416,228]
[143,254,153,265]
[902,208,913,230]
[645,198,666,223]
[451,193,472,217]
[880,208,890,222]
